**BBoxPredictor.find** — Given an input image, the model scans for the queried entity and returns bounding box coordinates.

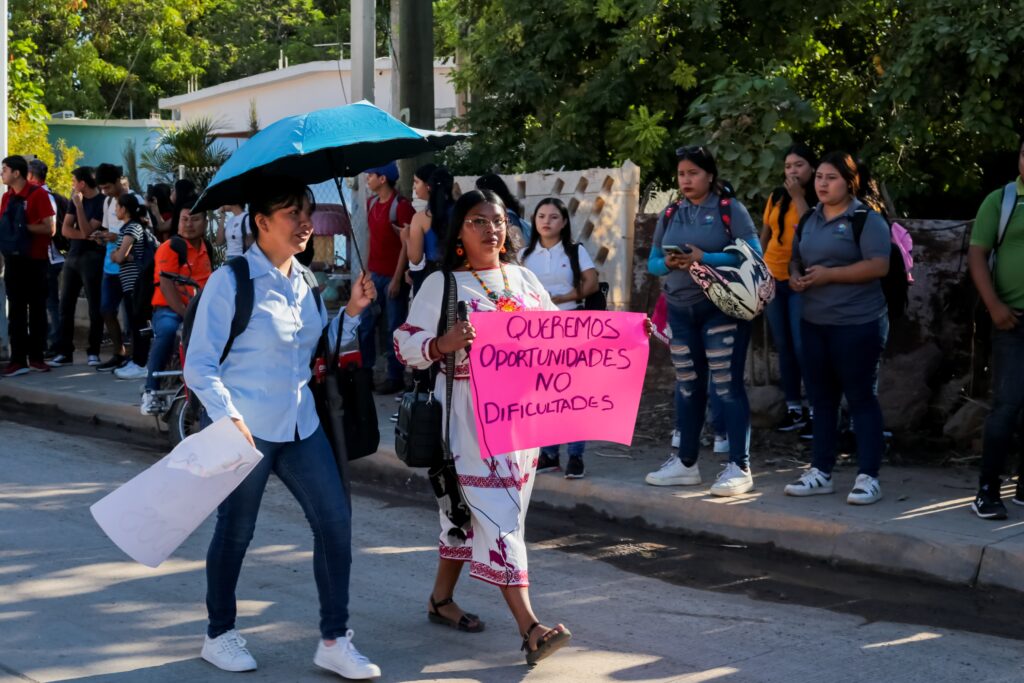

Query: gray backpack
[988,181,1021,272]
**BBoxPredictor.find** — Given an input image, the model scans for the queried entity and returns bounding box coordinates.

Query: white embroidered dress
[394,266,556,586]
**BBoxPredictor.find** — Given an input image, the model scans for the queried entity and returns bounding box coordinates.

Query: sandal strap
[430,595,455,610]
[520,621,540,651]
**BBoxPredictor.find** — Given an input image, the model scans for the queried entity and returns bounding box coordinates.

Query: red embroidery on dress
[439,544,472,561]
[470,561,529,586]
[398,323,424,334]
[393,337,406,365]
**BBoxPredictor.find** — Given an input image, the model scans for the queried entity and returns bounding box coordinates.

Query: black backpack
[49,190,71,256]
[0,185,41,256]
[130,226,161,316]
[796,207,909,322]
[566,242,609,310]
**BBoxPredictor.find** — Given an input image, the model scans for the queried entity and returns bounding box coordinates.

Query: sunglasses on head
[675,145,708,158]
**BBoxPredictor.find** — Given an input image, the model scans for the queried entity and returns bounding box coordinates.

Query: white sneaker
[140,390,161,416]
[46,353,73,367]
[314,631,381,680]
[114,361,148,380]
[645,454,701,486]
[671,429,680,449]
[201,629,257,672]
[709,462,754,497]
[784,467,835,497]
[713,435,730,454]
[847,474,882,505]
[87,354,101,366]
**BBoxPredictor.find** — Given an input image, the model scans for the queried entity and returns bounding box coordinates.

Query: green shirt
[970,177,1024,309]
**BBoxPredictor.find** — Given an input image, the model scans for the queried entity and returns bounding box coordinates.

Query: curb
[4,378,1023,595]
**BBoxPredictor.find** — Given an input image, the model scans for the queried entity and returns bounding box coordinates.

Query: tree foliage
[442,0,1024,215]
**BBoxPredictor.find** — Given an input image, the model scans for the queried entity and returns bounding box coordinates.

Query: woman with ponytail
[761,144,818,434]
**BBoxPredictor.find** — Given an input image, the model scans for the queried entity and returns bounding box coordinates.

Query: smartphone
[663,244,692,255]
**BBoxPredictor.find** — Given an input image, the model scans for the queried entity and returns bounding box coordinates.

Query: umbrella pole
[333,175,366,274]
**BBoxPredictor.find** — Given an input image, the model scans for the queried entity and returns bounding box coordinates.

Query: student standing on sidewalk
[184,175,380,679]
[784,151,890,505]
[26,159,66,357]
[644,145,761,497]
[0,155,56,377]
[108,194,153,380]
[394,189,574,665]
[358,161,414,394]
[48,167,106,368]
[139,206,213,414]
[761,144,818,435]
[406,164,456,295]
[967,135,1024,520]
[519,197,599,479]
[216,204,252,257]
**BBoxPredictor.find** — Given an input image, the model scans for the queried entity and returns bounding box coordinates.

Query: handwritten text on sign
[468,311,649,458]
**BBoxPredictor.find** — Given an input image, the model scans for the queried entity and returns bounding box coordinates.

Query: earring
[455,242,465,257]
[499,245,507,254]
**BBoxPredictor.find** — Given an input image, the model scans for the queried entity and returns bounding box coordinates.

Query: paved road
[1,421,1022,683]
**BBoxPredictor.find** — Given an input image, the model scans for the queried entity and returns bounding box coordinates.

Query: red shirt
[0,182,56,260]
[367,193,414,277]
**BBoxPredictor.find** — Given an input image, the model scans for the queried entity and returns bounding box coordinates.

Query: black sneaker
[776,408,807,433]
[799,418,814,440]
[536,452,560,473]
[1013,480,1024,507]
[95,355,128,372]
[564,455,585,479]
[972,484,1008,520]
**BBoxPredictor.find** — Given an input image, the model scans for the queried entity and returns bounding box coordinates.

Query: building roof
[46,117,168,128]
[159,58,453,111]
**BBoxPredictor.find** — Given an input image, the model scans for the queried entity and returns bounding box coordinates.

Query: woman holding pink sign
[394,189,574,666]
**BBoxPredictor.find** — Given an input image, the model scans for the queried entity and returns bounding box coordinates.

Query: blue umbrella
[192,100,468,212]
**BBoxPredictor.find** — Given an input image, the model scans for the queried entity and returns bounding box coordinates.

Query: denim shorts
[100,273,123,316]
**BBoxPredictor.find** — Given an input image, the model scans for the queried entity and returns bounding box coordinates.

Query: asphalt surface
[1,419,1023,683]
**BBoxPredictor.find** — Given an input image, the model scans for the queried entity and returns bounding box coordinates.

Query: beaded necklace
[470,263,513,302]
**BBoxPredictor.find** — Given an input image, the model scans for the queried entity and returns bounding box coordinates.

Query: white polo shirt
[519,241,595,311]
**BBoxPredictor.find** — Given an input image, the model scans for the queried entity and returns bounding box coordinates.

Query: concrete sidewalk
[2,351,1022,595]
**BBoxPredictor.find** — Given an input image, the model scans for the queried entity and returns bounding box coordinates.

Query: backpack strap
[567,242,583,295]
[996,181,1019,250]
[219,257,253,364]
[718,197,733,241]
[169,235,189,266]
[389,196,400,225]
[851,207,871,247]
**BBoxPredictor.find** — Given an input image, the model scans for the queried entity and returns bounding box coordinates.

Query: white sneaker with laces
[140,390,161,416]
[201,629,257,672]
[87,354,101,366]
[710,462,754,497]
[784,467,835,497]
[114,361,148,380]
[671,429,680,449]
[847,474,882,505]
[645,455,701,486]
[314,630,381,680]
[46,353,73,367]
[713,435,730,454]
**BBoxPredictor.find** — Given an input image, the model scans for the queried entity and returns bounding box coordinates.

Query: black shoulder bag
[395,272,456,468]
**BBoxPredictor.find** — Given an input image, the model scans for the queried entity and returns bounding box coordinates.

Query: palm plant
[140,116,231,187]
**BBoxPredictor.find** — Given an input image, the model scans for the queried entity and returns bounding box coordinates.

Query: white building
[158,58,458,133]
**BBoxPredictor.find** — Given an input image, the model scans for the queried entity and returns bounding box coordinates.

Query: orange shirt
[762,196,801,281]
[152,238,212,308]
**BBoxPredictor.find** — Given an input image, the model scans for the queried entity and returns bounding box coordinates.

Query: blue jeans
[541,442,585,458]
[765,278,804,404]
[801,316,888,478]
[358,272,408,382]
[668,299,752,468]
[100,273,123,315]
[981,324,1024,486]
[145,307,182,391]
[206,426,351,640]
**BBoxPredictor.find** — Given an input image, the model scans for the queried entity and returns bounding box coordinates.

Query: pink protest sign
[468,311,650,458]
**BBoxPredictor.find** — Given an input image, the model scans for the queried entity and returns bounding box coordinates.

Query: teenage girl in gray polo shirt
[785,151,890,505]
[644,146,763,497]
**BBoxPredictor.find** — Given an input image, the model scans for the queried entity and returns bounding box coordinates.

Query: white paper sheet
[90,417,264,568]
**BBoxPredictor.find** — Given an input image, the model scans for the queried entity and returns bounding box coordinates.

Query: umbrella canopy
[193,100,469,211]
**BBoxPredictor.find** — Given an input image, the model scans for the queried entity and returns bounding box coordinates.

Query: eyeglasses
[675,145,708,158]
[463,216,508,232]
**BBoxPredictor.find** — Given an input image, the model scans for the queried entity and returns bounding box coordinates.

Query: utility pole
[389,0,400,118]
[397,0,435,197]
[1,0,8,159]
[350,0,375,103]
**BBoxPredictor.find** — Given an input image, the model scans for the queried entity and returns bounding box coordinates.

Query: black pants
[4,255,49,366]
[125,289,151,367]
[55,250,104,357]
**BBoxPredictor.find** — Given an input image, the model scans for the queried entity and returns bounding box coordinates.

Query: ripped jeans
[668,298,752,468]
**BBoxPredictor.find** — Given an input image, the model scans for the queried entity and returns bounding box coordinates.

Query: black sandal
[521,621,572,666]
[428,596,485,632]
